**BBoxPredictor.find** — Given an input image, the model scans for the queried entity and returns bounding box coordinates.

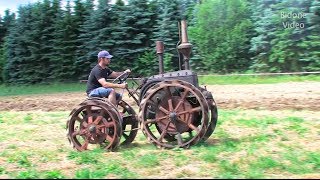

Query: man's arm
[109,69,131,79]
[98,78,127,89]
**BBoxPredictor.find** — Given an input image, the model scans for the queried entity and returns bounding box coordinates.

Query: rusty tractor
[66,20,218,151]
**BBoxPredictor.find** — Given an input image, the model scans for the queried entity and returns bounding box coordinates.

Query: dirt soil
[0,82,319,111]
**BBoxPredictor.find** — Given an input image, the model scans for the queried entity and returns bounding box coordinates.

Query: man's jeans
[88,87,121,100]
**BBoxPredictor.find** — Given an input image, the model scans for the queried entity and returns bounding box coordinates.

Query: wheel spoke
[81,137,89,150]
[72,129,86,137]
[85,106,92,118]
[76,116,88,128]
[106,134,114,142]
[190,106,202,113]
[168,99,173,111]
[159,105,170,115]
[176,116,187,124]
[96,128,102,135]
[101,119,115,128]
[177,106,202,116]
[164,87,173,111]
[174,90,189,111]
[177,110,188,116]
[164,86,172,98]
[87,116,93,124]
[144,115,168,125]
[94,115,103,125]
[156,115,168,122]
[158,121,171,142]
[158,130,167,142]
[188,124,199,133]
[97,122,113,129]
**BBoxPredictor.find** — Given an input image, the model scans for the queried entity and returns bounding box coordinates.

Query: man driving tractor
[86,50,131,105]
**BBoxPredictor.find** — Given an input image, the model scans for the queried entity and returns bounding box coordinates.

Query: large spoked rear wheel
[66,99,122,151]
[139,80,209,149]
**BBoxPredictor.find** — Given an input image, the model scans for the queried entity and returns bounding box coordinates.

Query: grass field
[0,75,319,178]
[0,109,319,179]
[198,74,320,85]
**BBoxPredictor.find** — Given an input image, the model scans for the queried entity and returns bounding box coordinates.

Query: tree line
[0,0,319,84]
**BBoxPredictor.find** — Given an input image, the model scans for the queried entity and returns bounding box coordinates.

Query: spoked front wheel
[66,99,122,151]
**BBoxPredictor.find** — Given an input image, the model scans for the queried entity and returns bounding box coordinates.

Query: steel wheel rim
[139,80,209,148]
[202,99,218,141]
[67,100,122,151]
[118,100,138,145]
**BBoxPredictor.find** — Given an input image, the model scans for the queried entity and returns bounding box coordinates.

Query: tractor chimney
[178,20,192,70]
[156,41,164,74]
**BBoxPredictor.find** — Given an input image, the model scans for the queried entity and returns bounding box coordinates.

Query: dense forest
[0,0,319,84]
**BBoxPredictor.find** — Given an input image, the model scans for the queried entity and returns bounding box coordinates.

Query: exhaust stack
[177,20,192,70]
[156,41,164,74]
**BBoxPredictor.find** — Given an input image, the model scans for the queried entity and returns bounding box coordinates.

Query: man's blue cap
[98,50,113,59]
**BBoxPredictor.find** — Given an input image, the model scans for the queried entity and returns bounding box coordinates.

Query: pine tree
[180,0,198,22]
[0,10,15,44]
[3,5,34,83]
[250,0,319,72]
[112,0,155,69]
[4,0,63,84]
[75,0,97,80]
[250,0,281,72]
[108,0,132,71]
[0,10,15,82]
[50,1,78,81]
[152,0,182,72]
[301,0,320,71]
[73,0,93,74]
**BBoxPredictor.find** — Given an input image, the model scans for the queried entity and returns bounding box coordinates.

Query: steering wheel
[112,71,130,84]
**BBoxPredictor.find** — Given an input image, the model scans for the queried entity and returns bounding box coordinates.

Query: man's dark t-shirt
[86,64,113,95]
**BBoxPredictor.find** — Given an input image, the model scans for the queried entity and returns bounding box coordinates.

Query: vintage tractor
[66,20,218,151]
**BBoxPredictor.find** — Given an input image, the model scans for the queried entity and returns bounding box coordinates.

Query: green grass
[0,75,319,96]
[0,166,5,175]
[235,117,277,128]
[135,154,160,168]
[75,164,137,179]
[250,156,280,169]
[198,74,320,85]
[67,148,104,164]
[306,152,320,170]
[16,169,40,179]
[0,82,85,96]
[218,160,241,178]
[0,110,319,179]
[44,170,65,179]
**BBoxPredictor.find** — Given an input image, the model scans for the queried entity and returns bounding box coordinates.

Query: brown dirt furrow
[0,82,319,111]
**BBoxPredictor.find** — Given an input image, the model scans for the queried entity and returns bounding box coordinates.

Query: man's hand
[124,69,131,74]
[119,82,128,89]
